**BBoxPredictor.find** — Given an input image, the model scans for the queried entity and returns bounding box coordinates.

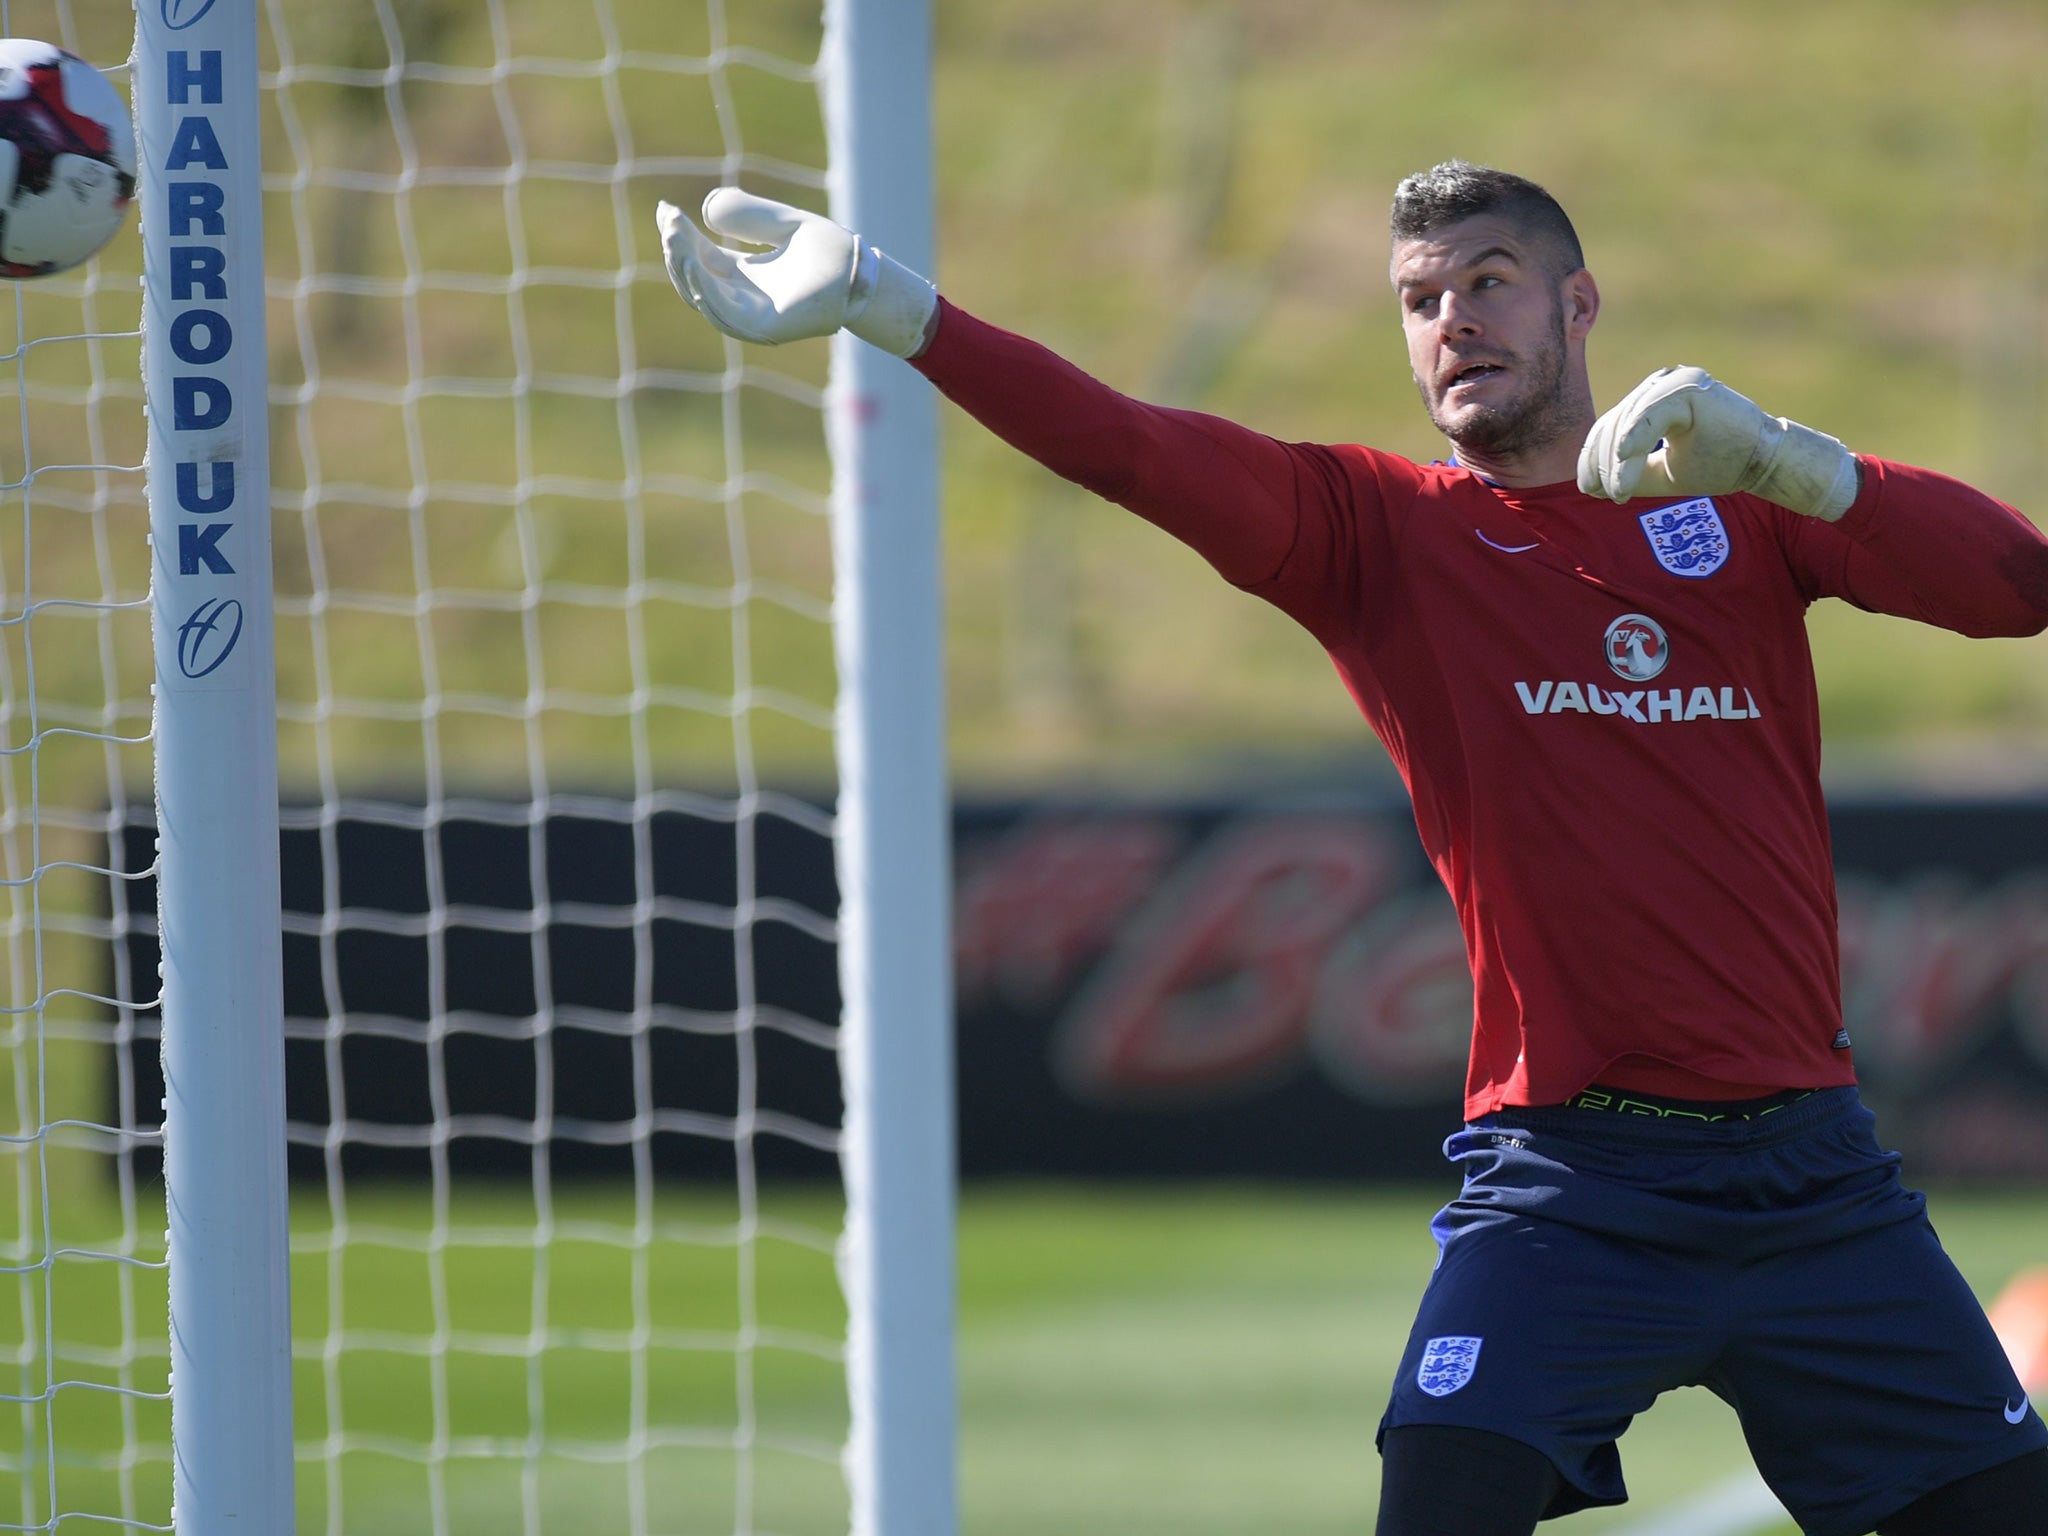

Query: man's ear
[1564,269,1600,339]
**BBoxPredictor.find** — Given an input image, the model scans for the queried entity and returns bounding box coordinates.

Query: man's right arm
[909,298,1351,592]
[656,189,1389,632]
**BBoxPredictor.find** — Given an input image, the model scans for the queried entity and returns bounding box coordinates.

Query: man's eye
[1474,274,1503,290]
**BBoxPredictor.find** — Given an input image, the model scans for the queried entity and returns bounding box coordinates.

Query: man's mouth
[1445,362,1506,392]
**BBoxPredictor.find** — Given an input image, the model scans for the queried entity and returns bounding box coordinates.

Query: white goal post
[821,0,956,1531]
[133,4,295,1531]
[125,0,954,1531]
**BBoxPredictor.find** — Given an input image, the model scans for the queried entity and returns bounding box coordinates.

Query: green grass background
[8,1181,2047,1533]
[930,0,2048,787]
[7,0,2048,799]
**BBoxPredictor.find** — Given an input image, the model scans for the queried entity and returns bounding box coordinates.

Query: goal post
[132,1,297,1531]
[110,0,957,1530]
[821,0,957,1532]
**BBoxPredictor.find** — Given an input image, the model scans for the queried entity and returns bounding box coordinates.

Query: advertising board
[113,797,2048,1180]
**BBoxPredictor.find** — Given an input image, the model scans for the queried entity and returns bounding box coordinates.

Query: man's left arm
[1782,456,2048,637]
[1579,366,2048,637]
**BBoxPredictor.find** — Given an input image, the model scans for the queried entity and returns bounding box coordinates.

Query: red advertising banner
[111,796,2048,1182]
[955,799,2048,1180]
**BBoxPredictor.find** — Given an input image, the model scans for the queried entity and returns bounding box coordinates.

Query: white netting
[257,1,851,1530]
[0,0,165,1530]
[8,0,856,1530]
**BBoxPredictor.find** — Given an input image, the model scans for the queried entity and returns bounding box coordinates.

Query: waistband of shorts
[1560,1083,1818,1121]
[1470,1084,1863,1150]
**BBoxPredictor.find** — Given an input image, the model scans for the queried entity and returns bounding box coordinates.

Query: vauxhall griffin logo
[1514,611,1756,723]
[176,597,243,679]
[1604,613,1669,682]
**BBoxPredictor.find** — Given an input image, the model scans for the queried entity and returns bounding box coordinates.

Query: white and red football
[0,39,134,279]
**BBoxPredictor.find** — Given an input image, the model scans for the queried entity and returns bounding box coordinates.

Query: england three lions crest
[1638,497,1729,578]
[1416,1335,1483,1397]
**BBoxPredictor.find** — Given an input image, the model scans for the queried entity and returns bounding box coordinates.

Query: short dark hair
[1389,160,1585,278]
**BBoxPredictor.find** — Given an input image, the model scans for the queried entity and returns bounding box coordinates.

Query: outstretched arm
[657,189,1386,620]
[907,298,1352,588]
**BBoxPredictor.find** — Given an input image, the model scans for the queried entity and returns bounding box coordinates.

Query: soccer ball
[0,40,134,279]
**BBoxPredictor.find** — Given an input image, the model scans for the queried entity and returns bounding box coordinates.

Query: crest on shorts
[1638,497,1729,578]
[1416,1335,1483,1397]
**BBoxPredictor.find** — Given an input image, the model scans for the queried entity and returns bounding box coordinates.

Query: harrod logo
[176,596,243,679]
[161,0,221,31]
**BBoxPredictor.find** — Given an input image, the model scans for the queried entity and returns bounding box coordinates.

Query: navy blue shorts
[1377,1088,2046,1536]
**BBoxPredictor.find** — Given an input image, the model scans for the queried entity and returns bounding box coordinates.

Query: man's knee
[1874,1446,2048,1536]
[1377,1424,1564,1536]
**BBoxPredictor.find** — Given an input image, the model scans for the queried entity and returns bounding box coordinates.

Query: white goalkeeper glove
[1577,366,1860,521]
[654,188,938,358]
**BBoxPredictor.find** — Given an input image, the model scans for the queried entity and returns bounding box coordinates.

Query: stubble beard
[1423,299,1576,462]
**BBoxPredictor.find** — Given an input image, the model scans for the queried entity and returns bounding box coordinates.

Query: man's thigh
[1376,1426,1562,1536]
[1377,1210,1714,1518]
[1708,1211,2048,1536]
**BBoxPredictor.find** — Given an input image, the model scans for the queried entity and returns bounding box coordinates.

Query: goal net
[4,0,949,1532]
[0,1,160,1530]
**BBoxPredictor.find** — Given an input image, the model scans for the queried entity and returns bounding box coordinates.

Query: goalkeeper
[656,163,2048,1536]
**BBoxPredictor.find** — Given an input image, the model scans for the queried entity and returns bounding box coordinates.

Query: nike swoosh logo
[2006,1397,2031,1424]
[1475,528,1540,554]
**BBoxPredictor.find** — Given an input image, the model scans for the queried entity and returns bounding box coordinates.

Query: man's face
[1391,215,1583,461]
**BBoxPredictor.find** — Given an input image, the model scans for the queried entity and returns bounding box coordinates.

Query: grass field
[8,1179,2045,1533]
[8,0,2048,799]
[952,1185,2048,1536]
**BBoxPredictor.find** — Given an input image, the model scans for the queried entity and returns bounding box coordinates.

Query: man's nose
[1436,290,1483,337]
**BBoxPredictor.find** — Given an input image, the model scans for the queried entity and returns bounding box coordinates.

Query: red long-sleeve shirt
[912,299,2048,1118]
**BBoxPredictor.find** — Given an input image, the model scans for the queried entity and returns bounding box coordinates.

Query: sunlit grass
[4,1180,2037,1532]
